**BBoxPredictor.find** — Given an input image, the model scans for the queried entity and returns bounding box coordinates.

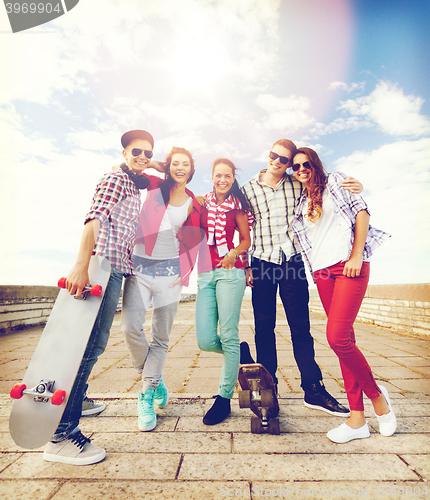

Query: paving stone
[401,454,430,480]
[51,480,249,500]
[96,431,232,453]
[232,432,430,454]
[178,453,418,481]
[0,479,61,499]
[1,452,181,480]
[389,379,430,393]
[372,366,427,379]
[79,416,178,433]
[250,481,429,499]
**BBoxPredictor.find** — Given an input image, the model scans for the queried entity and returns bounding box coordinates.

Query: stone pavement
[0,299,429,499]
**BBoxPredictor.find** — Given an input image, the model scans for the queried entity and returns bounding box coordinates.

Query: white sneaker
[43,431,105,465]
[327,422,370,444]
[376,385,397,436]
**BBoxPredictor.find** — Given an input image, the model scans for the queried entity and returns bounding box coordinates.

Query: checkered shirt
[291,171,391,278]
[241,170,302,264]
[85,169,141,275]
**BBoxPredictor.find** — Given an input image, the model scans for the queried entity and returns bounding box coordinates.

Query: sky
[1,0,429,291]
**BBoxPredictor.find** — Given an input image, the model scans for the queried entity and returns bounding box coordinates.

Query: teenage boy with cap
[43,130,161,465]
[240,139,362,417]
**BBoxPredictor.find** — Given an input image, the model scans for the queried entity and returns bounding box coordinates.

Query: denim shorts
[132,255,180,277]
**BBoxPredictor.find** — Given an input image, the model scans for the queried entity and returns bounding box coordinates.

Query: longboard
[9,256,111,449]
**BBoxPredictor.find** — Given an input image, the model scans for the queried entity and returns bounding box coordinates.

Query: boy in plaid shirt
[43,130,158,465]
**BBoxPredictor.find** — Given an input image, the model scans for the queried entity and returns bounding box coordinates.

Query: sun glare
[167,39,233,95]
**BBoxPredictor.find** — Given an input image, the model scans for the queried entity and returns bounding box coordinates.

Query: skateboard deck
[9,256,111,449]
[238,363,280,435]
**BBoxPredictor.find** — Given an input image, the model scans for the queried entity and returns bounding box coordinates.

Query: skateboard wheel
[10,384,26,399]
[261,389,275,408]
[269,418,280,435]
[90,285,102,297]
[51,390,66,405]
[251,416,262,434]
[58,277,67,289]
[239,390,251,408]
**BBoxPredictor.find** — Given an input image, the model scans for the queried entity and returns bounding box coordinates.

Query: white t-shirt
[302,190,351,272]
[134,197,192,260]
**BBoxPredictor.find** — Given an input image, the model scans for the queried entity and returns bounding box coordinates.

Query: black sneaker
[240,342,255,364]
[304,382,350,417]
[203,395,231,425]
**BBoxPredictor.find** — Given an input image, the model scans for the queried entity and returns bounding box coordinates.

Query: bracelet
[231,248,239,259]
[244,266,251,270]
[226,253,236,262]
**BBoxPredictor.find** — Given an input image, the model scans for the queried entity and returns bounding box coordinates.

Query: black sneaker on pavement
[304,382,350,417]
[203,395,231,425]
[43,431,106,465]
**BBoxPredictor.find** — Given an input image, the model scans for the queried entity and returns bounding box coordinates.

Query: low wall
[309,283,430,338]
[0,286,59,333]
[0,286,197,334]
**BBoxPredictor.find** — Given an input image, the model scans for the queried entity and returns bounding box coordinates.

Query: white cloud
[255,94,316,132]
[332,138,430,284]
[311,81,430,139]
[337,81,430,137]
[328,81,366,93]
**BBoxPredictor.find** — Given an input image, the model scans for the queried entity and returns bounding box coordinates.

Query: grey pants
[121,262,183,392]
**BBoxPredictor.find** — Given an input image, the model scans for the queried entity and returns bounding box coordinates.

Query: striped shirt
[85,169,141,275]
[241,170,302,264]
[291,171,391,278]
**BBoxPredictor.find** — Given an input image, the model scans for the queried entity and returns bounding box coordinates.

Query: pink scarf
[204,191,254,256]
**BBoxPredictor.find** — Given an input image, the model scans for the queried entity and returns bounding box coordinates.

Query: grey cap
[121,130,154,149]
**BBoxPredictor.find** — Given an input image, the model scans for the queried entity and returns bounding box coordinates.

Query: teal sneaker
[138,389,156,431]
[154,380,169,408]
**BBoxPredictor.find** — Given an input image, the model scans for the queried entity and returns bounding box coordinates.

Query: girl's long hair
[212,158,253,215]
[293,147,328,223]
[160,147,195,204]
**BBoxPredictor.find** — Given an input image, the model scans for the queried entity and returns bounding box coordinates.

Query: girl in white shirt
[291,147,396,444]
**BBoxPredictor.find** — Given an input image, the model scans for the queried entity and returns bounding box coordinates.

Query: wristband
[244,266,251,270]
[231,248,239,259]
[226,253,236,262]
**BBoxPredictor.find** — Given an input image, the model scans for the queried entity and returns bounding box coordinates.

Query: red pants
[314,261,379,411]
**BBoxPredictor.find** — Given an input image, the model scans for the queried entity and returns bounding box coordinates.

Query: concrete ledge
[309,283,430,337]
[0,285,197,334]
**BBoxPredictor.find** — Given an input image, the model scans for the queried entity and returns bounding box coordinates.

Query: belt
[132,255,180,277]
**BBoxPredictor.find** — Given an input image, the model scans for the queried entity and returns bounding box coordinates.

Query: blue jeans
[251,254,322,387]
[52,270,124,441]
[195,268,246,399]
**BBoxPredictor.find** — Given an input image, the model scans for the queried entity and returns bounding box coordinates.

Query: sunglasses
[269,151,290,165]
[292,161,312,172]
[131,148,153,159]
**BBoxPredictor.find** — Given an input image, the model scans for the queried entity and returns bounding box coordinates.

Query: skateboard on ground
[238,363,280,435]
[9,256,111,449]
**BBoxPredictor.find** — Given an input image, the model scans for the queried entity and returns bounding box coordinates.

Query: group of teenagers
[42,129,397,466]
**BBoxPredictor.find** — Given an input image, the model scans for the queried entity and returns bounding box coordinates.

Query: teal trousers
[195,267,246,399]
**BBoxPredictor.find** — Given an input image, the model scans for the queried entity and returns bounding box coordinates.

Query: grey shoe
[82,395,106,416]
[43,431,106,465]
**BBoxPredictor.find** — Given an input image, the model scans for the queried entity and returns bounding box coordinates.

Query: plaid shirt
[241,170,302,264]
[85,169,141,275]
[291,171,391,279]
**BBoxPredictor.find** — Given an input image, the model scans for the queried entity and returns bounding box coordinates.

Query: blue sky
[1,0,429,289]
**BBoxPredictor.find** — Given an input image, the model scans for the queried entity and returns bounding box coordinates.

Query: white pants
[121,270,182,391]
